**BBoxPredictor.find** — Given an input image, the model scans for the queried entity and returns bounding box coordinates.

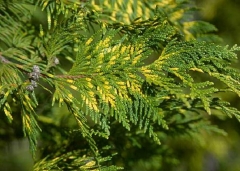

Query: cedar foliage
[0,0,240,170]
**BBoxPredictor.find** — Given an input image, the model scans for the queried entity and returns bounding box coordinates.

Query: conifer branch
[1,0,240,170]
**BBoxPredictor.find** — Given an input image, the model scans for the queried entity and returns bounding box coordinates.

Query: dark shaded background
[190,0,240,170]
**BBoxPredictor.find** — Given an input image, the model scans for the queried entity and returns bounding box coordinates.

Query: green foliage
[1,0,240,170]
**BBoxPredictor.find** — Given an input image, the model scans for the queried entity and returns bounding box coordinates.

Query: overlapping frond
[59,29,167,143]
[0,1,42,155]
[88,0,220,42]
[37,0,85,29]
[142,40,240,115]
[34,148,122,171]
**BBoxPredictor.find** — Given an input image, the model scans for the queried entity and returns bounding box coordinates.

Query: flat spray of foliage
[1,0,240,170]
